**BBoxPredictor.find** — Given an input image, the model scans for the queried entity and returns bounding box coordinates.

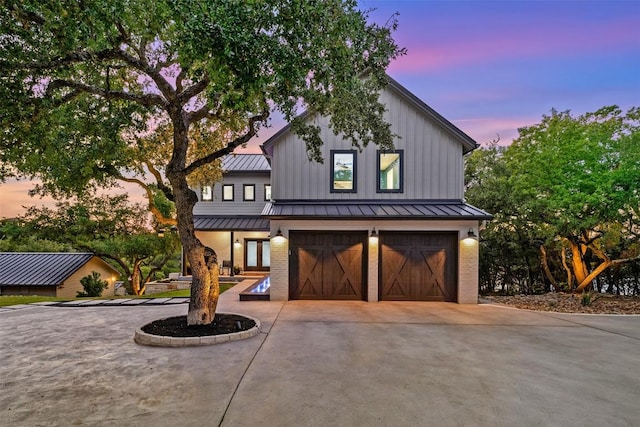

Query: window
[222,184,234,201]
[377,150,403,192]
[264,184,272,201]
[243,184,255,201]
[201,185,213,201]
[330,150,357,193]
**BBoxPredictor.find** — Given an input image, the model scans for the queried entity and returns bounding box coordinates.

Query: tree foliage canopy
[0,0,404,324]
[466,106,640,295]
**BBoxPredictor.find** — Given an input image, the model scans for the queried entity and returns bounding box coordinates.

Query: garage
[289,231,367,300]
[380,231,457,301]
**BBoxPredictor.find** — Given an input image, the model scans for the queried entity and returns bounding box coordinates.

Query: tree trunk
[166,114,219,326]
[569,240,589,287]
[130,259,144,295]
[539,245,557,291]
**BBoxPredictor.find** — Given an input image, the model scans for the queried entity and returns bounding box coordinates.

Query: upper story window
[222,184,234,201]
[243,184,256,201]
[264,184,272,201]
[377,150,403,193]
[201,185,213,201]
[330,150,357,193]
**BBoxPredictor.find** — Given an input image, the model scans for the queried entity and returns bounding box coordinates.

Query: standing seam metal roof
[193,216,270,231]
[0,252,96,286]
[221,154,270,172]
[261,201,492,220]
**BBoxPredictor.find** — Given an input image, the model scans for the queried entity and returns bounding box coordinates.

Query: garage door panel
[380,232,457,302]
[289,231,367,300]
[296,248,324,299]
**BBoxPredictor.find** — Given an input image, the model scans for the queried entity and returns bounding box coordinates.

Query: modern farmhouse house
[193,76,491,303]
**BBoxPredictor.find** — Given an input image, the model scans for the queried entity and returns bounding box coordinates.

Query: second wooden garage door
[289,231,367,300]
[380,232,457,301]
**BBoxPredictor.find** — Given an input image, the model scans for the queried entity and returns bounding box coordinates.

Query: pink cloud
[390,17,640,74]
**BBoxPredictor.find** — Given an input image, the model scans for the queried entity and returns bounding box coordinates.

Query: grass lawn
[0,282,236,307]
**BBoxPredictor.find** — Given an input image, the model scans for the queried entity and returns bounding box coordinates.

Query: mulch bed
[141,314,256,337]
[483,293,640,315]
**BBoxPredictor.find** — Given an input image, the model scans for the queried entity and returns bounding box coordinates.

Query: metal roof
[262,201,492,220]
[222,154,270,173]
[261,74,478,156]
[0,252,95,286]
[193,216,270,231]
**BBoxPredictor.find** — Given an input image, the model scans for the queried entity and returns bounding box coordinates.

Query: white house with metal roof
[193,76,491,302]
[0,252,119,298]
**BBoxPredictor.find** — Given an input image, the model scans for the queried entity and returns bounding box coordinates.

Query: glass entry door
[245,239,270,271]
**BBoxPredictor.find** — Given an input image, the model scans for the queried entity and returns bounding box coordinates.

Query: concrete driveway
[1,284,638,426]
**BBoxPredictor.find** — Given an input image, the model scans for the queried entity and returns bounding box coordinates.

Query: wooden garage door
[289,231,367,300]
[380,232,457,301]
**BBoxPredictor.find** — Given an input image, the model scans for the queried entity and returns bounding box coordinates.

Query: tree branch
[118,176,176,226]
[46,79,166,108]
[575,254,640,292]
[177,74,210,105]
[183,109,269,175]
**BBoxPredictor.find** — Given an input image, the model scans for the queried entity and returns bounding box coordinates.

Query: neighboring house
[194,76,491,303]
[0,253,119,298]
[193,154,271,274]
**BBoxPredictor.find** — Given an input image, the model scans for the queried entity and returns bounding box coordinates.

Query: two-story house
[193,76,490,303]
[261,77,491,303]
[193,154,272,274]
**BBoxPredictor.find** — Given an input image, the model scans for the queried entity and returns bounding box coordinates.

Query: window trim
[201,185,213,201]
[222,184,234,201]
[243,184,256,201]
[264,184,272,201]
[376,149,404,193]
[330,150,357,193]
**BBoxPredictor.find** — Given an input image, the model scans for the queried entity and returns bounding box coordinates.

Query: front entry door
[245,239,270,271]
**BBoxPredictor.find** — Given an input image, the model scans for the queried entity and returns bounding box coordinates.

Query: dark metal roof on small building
[222,154,270,173]
[193,216,270,231]
[0,252,95,286]
[262,201,492,220]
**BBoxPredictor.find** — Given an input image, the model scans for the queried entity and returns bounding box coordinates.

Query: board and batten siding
[193,173,270,216]
[270,87,465,201]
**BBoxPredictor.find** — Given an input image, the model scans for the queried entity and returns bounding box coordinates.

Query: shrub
[77,271,108,297]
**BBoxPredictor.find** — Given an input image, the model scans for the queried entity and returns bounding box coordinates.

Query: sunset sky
[2,0,639,218]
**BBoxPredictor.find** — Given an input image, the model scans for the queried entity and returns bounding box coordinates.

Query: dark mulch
[141,314,256,337]
[483,293,640,314]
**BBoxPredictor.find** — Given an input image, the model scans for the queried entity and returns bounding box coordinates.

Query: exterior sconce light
[369,227,379,243]
[467,228,477,239]
[273,228,285,243]
[234,239,241,248]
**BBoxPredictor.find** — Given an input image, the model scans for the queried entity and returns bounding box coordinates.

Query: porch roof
[193,216,270,231]
[261,200,492,220]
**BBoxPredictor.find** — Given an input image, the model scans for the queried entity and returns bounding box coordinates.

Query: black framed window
[222,184,234,201]
[377,150,403,193]
[243,184,255,201]
[264,184,272,201]
[330,150,357,193]
[201,185,213,201]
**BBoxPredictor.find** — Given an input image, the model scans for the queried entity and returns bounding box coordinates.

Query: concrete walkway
[1,284,638,426]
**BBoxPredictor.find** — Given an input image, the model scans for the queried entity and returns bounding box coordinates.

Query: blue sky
[2,0,638,217]
[359,0,640,144]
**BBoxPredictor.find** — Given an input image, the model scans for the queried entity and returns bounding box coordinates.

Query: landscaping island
[484,293,640,315]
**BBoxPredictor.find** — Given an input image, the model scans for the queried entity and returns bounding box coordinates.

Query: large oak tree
[0,0,403,324]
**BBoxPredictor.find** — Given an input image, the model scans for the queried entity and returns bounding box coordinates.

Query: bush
[77,271,108,297]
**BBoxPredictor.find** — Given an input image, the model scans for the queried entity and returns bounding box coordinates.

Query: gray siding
[193,173,271,216]
[270,87,464,201]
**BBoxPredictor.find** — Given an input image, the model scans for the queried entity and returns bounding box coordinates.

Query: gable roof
[222,154,270,173]
[261,74,478,156]
[0,253,115,287]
